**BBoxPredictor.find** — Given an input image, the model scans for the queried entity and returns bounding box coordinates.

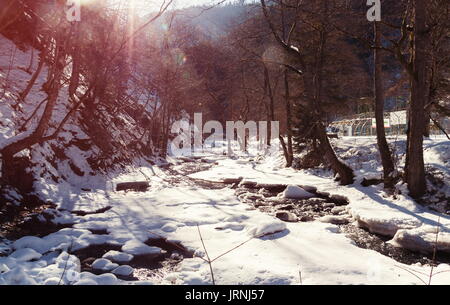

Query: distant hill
[148,4,251,39]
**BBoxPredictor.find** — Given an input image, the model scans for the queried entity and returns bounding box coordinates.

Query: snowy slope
[0,34,151,206]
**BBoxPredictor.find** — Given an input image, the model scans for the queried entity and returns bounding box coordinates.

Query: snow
[102,251,133,263]
[279,185,315,199]
[112,265,134,277]
[1,134,449,285]
[12,234,74,254]
[91,259,119,272]
[1,266,38,285]
[1,38,449,285]
[71,233,119,252]
[88,273,119,285]
[319,215,350,225]
[9,249,42,262]
[247,221,287,238]
[121,240,162,256]
[12,237,46,253]
[392,226,450,253]
[0,264,10,274]
[43,277,61,285]
[73,278,98,285]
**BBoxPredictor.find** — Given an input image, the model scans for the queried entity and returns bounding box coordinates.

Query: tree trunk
[316,123,354,185]
[19,54,44,101]
[280,0,293,167]
[69,24,81,98]
[374,22,395,189]
[2,81,61,181]
[263,65,275,146]
[259,0,354,184]
[284,70,294,167]
[1,40,64,182]
[406,0,428,198]
[312,0,354,185]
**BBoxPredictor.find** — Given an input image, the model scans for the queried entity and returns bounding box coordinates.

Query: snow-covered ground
[1,136,450,285]
[1,34,450,285]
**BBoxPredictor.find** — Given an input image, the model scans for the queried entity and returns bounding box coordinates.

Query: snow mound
[73,278,99,285]
[161,223,178,232]
[93,273,119,285]
[0,243,12,256]
[71,233,116,252]
[91,258,119,272]
[0,263,10,273]
[12,234,73,254]
[12,236,48,254]
[43,278,61,285]
[73,271,119,285]
[353,212,422,237]
[248,221,287,238]
[279,185,315,200]
[122,240,162,256]
[319,215,350,225]
[102,250,133,263]
[1,267,37,285]
[392,226,450,253]
[112,265,134,277]
[9,248,42,262]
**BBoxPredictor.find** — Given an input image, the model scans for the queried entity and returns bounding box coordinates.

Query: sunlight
[79,0,97,6]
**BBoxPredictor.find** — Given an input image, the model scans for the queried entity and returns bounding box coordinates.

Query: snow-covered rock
[12,234,73,254]
[1,267,37,285]
[354,213,422,237]
[331,206,347,215]
[0,243,12,256]
[102,251,133,263]
[112,265,134,277]
[279,185,315,200]
[95,273,119,285]
[247,221,287,238]
[320,215,350,225]
[392,226,450,254]
[91,258,119,272]
[122,240,162,256]
[73,278,99,285]
[12,236,47,254]
[9,248,42,262]
[43,277,61,285]
[0,263,10,274]
[71,233,116,252]
[276,211,298,222]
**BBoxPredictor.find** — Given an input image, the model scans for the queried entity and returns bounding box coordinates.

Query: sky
[89,0,236,17]
[125,0,234,11]
[173,0,226,8]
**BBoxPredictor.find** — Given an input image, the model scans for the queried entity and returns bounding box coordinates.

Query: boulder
[276,211,298,222]
[112,265,134,277]
[319,215,350,225]
[122,240,162,256]
[91,258,118,272]
[280,185,315,200]
[223,177,243,184]
[116,182,149,192]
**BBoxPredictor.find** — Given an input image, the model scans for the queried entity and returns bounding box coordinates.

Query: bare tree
[373,22,396,189]
[406,0,429,198]
[260,0,354,184]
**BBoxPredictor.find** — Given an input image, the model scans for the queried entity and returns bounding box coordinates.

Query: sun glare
[79,0,97,6]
